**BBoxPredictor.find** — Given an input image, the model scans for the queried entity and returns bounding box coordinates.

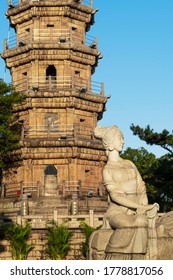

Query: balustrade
[63,180,105,197]
[5,28,97,50]
[13,76,104,95]
[23,123,95,140]
[2,181,39,198]
[0,210,103,229]
[2,180,105,198]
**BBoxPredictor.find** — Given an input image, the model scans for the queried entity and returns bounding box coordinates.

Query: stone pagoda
[0,0,109,220]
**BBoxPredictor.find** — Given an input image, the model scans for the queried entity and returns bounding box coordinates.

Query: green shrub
[5,222,33,260]
[45,221,73,260]
[80,221,95,258]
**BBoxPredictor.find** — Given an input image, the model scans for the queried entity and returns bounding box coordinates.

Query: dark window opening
[80,118,85,122]
[46,65,56,80]
[75,71,80,76]
[85,169,90,173]
[45,165,57,177]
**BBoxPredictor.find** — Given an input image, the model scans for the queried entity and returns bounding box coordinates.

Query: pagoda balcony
[62,180,105,197]
[8,0,93,9]
[14,76,104,96]
[1,180,105,199]
[22,123,97,141]
[4,28,98,51]
[1,181,39,199]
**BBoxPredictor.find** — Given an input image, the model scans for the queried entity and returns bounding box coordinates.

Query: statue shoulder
[103,164,114,180]
[122,158,137,169]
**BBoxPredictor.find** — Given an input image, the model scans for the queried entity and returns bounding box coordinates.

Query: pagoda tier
[1,0,109,214]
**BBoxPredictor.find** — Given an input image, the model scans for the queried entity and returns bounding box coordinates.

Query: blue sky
[0,0,173,157]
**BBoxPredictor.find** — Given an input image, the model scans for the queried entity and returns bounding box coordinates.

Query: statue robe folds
[89,125,173,260]
[89,159,159,260]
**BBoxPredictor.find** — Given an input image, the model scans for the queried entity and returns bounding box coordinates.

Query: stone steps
[0,196,107,220]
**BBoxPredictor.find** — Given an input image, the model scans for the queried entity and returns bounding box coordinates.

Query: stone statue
[89,125,159,260]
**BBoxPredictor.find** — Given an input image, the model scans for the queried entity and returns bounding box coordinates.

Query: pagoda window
[22,72,27,76]
[44,165,58,195]
[45,165,57,177]
[75,70,80,76]
[47,24,54,28]
[46,65,56,80]
[72,27,77,31]
[80,118,85,122]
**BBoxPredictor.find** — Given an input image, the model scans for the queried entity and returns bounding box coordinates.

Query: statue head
[94,125,124,152]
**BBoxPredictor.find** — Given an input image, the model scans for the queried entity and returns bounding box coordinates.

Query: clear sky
[0,0,173,157]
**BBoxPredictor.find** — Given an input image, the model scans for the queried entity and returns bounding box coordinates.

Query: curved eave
[1,44,100,71]
[6,0,96,27]
[2,42,99,59]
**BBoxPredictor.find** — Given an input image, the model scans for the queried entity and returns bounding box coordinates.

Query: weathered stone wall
[0,228,85,260]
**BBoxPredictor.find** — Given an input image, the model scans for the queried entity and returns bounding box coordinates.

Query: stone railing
[0,209,103,229]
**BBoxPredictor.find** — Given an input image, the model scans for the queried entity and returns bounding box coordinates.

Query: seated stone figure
[89,125,159,260]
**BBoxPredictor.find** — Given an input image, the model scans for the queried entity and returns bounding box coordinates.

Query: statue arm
[109,190,142,210]
[103,163,154,213]
[128,160,148,206]
[106,183,153,213]
[103,168,141,210]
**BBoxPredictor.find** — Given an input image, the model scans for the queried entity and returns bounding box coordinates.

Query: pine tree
[128,124,173,211]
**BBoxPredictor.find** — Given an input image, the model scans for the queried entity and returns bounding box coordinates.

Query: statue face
[112,132,124,152]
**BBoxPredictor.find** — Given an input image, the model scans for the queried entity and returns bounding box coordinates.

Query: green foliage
[45,221,73,260]
[5,222,33,260]
[80,221,96,258]
[126,124,173,212]
[0,79,25,168]
[121,147,157,179]
[130,124,173,154]
[152,155,173,212]
[121,147,158,202]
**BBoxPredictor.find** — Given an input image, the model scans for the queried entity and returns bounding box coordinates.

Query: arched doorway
[44,165,58,195]
[46,65,56,88]
[46,65,56,79]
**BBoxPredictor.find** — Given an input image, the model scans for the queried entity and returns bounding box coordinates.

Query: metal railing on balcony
[20,182,39,197]
[63,180,105,197]
[5,28,97,50]
[8,0,93,11]
[2,181,39,198]
[23,123,95,140]
[1,180,105,199]
[13,76,104,95]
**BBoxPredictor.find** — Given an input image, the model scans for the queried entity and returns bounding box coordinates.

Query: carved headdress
[94,125,122,150]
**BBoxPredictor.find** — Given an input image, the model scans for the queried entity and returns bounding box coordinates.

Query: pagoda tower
[1,0,109,216]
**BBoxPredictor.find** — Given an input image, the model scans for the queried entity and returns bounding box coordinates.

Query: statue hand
[137,204,155,215]
[147,203,159,218]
